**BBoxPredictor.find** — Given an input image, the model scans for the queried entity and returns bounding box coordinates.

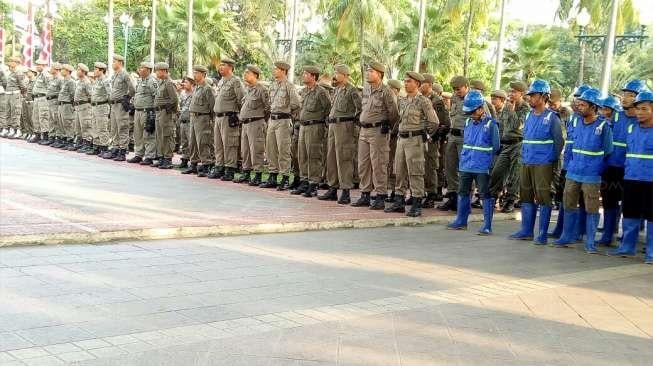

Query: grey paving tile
[0,333,34,352]
[15,325,94,347]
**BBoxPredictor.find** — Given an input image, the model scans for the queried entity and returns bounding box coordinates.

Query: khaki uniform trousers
[133,110,156,159]
[21,100,34,134]
[0,94,7,129]
[109,102,131,149]
[33,97,50,133]
[178,120,191,160]
[156,110,175,159]
[437,139,447,189]
[48,99,62,136]
[93,104,110,147]
[241,119,266,172]
[291,122,300,176]
[75,104,93,142]
[298,123,326,183]
[266,118,293,175]
[395,135,426,198]
[423,140,439,194]
[58,103,74,138]
[326,121,356,190]
[386,134,398,192]
[192,113,214,165]
[214,116,240,168]
[358,126,390,196]
[4,94,22,129]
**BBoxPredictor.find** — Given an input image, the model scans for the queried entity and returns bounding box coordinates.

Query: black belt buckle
[271,113,291,120]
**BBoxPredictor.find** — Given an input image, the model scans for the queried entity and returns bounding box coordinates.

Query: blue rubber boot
[608,218,640,257]
[598,208,619,246]
[477,198,495,235]
[509,202,536,240]
[584,213,600,254]
[549,205,564,239]
[534,205,553,245]
[575,208,587,242]
[554,209,578,247]
[447,195,470,230]
[645,221,653,264]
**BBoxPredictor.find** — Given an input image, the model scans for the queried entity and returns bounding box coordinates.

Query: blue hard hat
[577,88,601,106]
[573,84,591,97]
[622,79,650,94]
[599,95,623,111]
[634,90,653,105]
[462,90,485,112]
[526,79,551,95]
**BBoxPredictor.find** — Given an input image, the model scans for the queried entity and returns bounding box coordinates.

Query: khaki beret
[334,64,350,75]
[450,75,468,89]
[139,61,153,69]
[433,83,443,94]
[52,62,62,70]
[491,89,507,99]
[388,79,402,91]
[94,61,107,69]
[62,64,74,72]
[193,64,208,73]
[245,64,261,77]
[154,62,169,71]
[406,71,424,83]
[470,79,486,92]
[77,63,89,73]
[509,81,527,93]
[274,61,291,71]
[368,61,385,74]
[113,54,125,61]
[8,56,21,63]
[421,73,435,84]
[319,80,334,90]
[441,92,453,98]
[303,65,320,74]
[220,57,235,65]
[183,75,195,83]
[550,88,563,102]
[35,59,48,66]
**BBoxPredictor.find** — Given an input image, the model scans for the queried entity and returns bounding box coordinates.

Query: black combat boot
[158,158,173,169]
[234,170,251,184]
[181,162,198,174]
[275,175,289,190]
[288,175,301,190]
[302,183,317,197]
[85,145,99,155]
[407,197,423,217]
[38,132,50,145]
[471,195,483,209]
[384,195,406,213]
[127,155,143,163]
[177,158,189,169]
[501,199,515,213]
[370,194,387,210]
[385,191,395,203]
[101,147,118,159]
[437,192,457,211]
[66,139,79,151]
[140,157,153,166]
[28,133,40,143]
[248,172,262,186]
[207,166,224,179]
[113,149,126,161]
[422,193,437,209]
[351,192,371,207]
[198,164,213,178]
[434,187,444,201]
[318,181,330,190]
[290,180,308,195]
[260,173,278,188]
[317,187,338,201]
[337,189,351,205]
[221,167,235,181]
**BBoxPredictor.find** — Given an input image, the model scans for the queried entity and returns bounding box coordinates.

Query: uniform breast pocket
[304,98,318,112]
[373,98,384,109]
[249,96,261,110]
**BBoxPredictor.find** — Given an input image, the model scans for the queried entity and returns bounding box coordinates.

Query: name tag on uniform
[595,125,603,135]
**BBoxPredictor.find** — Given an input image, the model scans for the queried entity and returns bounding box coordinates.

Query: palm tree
[556,0,638,33]
[502,30,560,84]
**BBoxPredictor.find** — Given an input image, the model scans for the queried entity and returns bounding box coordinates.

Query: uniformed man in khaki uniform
[102,54,135,161]
[21,66,36,140]
[127,62,157,164]
[260,61,301,190]
[385,79,402,202]
[318,64,361,204]
[90,62,111,156]
[183,65,215,175]
[57,64,76,150]
[177,76,194,168]
[420,74,448,207]
[153,62,179,169]
[290,66,331,197]
[43,63,63,146]
[432,82,450,201]
[208,57,244,180]
[0,56,27,139]
[235,64,270,185]
[29,60,50,143]
[385,72,438,217]
[73,63,93,153]
[351,61,399,209]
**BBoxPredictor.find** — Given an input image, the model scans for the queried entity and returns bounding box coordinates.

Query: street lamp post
[119,13,134,64]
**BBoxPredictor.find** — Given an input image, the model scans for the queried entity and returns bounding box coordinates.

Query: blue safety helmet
[573,84,591,97]
[634,91,653,105]
[577,88,601,107]
[526,79,551,96]
[599,95,623,111]
[622,79,650,94]
[462,90,485,112]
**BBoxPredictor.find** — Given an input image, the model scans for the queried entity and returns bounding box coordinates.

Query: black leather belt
[398,130,425,139]
[58,101,73,105]
[328,117,356,124]
[34,94,46,98]
[299,120,325,126]
[215,112,237,117]
[135,107,155,111]
[155,106,170,112]
[191,112,211,116]
[271,113,292,120]
[111,100,122,105]
[46,96,57,100]
[74,101,91,106]
[450,128,463,137]
[241,117,264,124]
[359,121,384,128]
[91,101,108,106]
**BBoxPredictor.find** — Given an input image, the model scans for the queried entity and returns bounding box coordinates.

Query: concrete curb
[0,213,517,247]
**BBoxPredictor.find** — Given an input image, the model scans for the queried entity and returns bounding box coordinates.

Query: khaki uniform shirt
[57,77,75,102]
[299,85,331,122]
[6,70,27,93]
[398,94,438,134]
[91,76,111,103]
[154,77,179,109]
[47,75,63,99]
[133,75,157,109]
[328,82,361,119]
[425,92,449,128]
[213,75,244,113]
[73,77,92,102]
[32,72,49,95]
[110,69,135,101]
[269,79,300,114]
[240,82,270,119]
[360,82,399,127]
[190,81,215,113]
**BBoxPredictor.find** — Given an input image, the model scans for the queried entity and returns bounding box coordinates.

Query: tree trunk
[359,7,364,81]
[463,0,474,77]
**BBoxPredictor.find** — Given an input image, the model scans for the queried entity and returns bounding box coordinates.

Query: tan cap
[8,56,21,63]
[406,71,424,83]
[35,59,48,66]
[334,64,350,75]
[52,62,62,70]
[77,63,89,73]
[139,61,153,69]
[450,75,468,89]
[274,61,291,71]
[470,79,486,92]
[62,64,74,72]
[318,80,334,90]
[94,61,107,69]
[303,65,320,74]
[183,75,195,83]
[433,83,443,94]
[421,73,435,84]
[245,64,261,77]
[368,61,385,74]
[154,62,169,71]
[220,57,235,65]
[113,54,125,61]
[491,89,507,99]
[193,64,208,73]
[509,81,527,93]
[550,88,563,102]
[441,91,453,98]
[388,79,402,91]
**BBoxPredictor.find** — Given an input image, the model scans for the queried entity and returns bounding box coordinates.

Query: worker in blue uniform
[447,90,500,235]
[553,88,613,253]
[608,90,653,263]
[509,80,563,244]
